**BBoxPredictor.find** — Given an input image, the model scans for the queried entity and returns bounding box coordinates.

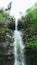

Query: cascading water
[13,19,25,65]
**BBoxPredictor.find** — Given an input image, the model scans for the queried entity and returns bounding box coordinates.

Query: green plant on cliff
[26,36,37,49]
[0,8,15,32]
[20,3,37,32]
[18,3,37,49]
[25,3,37,49]
[0,8,13,22]
[0,8,15,45]
[25,5,37,32]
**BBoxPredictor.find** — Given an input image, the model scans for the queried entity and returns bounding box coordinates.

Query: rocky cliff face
[0,20,37,65]
[25,48,37,65]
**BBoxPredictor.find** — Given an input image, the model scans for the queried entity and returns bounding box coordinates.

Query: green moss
[26,39,37,49]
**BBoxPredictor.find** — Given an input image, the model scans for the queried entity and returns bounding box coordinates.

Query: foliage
[19,3,37,33]
[0,8,15,46]
[0,10,12,21]
[25,3,37,49]
[26,36,37,49]
[0,8,15,32]
[18,3,37,49]
[25,6,37,32]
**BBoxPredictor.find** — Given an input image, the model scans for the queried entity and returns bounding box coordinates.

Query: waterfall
[13,19,25,65]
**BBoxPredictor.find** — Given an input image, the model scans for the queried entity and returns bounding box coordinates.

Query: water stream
[13,20,25,65]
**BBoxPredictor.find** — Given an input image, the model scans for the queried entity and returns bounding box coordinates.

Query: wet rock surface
[0,54,14,65]
[25,48,37,65]
[0,30,14,65]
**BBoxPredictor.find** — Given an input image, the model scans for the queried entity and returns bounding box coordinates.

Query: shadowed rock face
[0,30,14,65]
[18,21,24,30]
[8,21,24,30]
[0,54,14,65]
[8,21,15,30]
[25,48,37,65]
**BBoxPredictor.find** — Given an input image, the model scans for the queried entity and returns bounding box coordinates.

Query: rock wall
[25,48,37,65]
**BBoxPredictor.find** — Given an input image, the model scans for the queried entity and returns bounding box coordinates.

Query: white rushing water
[13,20,25,65]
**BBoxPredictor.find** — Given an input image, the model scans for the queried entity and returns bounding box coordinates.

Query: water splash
[13,20,25,65]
